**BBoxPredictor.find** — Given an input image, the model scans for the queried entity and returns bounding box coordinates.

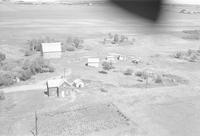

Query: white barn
[41,42,62,59]
[86,58,100,68]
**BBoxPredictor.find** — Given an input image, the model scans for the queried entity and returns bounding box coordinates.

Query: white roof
[41,42,62,53]
[88,58,100,63]
[109,53,120,56]
[47,79,70,88]
[73,79,83,84]
[106,55,115,58]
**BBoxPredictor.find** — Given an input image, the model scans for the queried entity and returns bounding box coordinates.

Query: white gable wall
[41,42,62,53]
[88,63,99,68]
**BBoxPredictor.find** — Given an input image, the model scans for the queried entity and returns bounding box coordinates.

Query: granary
[117,55,126,61]
[72,79,84,88]
[41,42,62,59]
[86,58,100,67]
[105,55,116,63]
[46,78,72,97]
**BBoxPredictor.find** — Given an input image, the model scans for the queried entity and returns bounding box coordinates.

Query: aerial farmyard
[0,0,200,136]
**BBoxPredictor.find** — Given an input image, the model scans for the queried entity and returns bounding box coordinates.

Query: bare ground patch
[37,103,130,136]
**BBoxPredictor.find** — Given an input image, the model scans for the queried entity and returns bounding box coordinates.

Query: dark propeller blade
[110,0,163,22]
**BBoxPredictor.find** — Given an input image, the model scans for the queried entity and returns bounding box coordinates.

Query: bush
[32,58,44,73]
[63,37,84,50]
[179,9,186,13]
[28,39,42,51]
[48,66,55,73]
[135,71,143,77]
[173,49,200,62]
[113,34,119,44]
[189,54,197,62]
[0,57,55,86]
[100,88,108,93]
[198,47,200,53]
[187,49,193,56]
[72,37,84,49]
[18,69,32,81]
[22,59,31,70]
[1,60,20,71]
[174,51,183,58]
[0,52,6,62]
[99,70,108,74]
[24,50,34,56]
[182,35,200,40]
[124,68,133,75]
[28,37,57,52]
[135,71,149,79]
[120,35,128,43]
[0,91,5,100]
[20,57,54,78]
[102,61,114,71]
[108,33,113,39]
[154,75,163,83]
[41,67,50,73]
[0,71,15,86]
[66,46,75,51]
[66,36,73,44]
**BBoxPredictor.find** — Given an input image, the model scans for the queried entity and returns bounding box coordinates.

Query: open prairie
[0,2,200,136]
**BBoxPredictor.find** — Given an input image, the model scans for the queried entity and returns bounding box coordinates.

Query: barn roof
[87,58,100,63]
[41,42,62,53]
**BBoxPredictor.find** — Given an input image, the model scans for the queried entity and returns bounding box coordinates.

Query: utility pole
[35,111,38,136]
[64,68,66,79]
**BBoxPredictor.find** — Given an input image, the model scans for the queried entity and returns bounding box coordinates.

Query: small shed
[41,42,62,59]
[46,79,72,97]
[105,55,116,63]
[73,79,84,88]
[117,55,126,61]
[131,57,141,64]
[86,58,100,67]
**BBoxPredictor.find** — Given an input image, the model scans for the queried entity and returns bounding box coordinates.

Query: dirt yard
[0,2,200,136]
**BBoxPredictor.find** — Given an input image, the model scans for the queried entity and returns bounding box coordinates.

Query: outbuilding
[117,55,126,61]
[86,58,100,67]
[41,42,62,59]
[105,55,116,63]
[72,79,85,88]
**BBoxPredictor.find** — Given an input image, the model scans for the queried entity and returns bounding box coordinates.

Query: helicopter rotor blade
[110,0,163,22]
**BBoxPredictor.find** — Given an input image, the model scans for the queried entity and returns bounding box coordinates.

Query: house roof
[47,78,71,88]
[87,58,100,63]
[41,42,62,53]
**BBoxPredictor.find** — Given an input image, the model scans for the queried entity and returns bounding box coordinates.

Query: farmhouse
[86,58,100,67]
[46,78,72,97]
[41,42,62,59]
